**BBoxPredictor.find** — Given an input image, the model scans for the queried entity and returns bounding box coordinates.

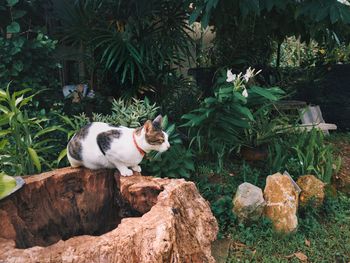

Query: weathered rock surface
[297,175,325,207]
[232,182,266,223]
[264,173,299,233]
[0,167,218,263]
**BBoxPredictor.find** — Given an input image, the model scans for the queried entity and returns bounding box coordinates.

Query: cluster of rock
[233,172,326,233]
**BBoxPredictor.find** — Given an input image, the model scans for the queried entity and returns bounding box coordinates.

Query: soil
[332,139,350,195]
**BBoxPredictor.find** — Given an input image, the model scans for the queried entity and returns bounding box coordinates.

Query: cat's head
[142,115,170,153]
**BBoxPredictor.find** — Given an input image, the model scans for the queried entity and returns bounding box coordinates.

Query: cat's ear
[152,115,162,128]
[144,120,153,133]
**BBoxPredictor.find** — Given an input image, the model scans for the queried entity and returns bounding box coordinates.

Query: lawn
[228,194,350,262]
[208,133,350,263]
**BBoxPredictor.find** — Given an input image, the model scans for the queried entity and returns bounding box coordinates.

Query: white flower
[226,69,236,82]
[242,88,248,98]
[243,67,262,82]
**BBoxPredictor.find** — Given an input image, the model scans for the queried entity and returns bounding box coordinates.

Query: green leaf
[34,125,63,139]
[250,86,278,101]
[12,10,27,19]
[6,22,20,34]
[0,129,11,137]
[6,0,19,7]
[0,105,9,114]
[0,89,6,98]
[13,61,24,73]
[57,148,67,165]
[28,147,41,172]
[0,173,16,200]
[15,95,24,106]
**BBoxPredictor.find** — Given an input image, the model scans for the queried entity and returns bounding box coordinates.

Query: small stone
[264,173,299,233]
[232,182,266,223]
[297,175,325,207]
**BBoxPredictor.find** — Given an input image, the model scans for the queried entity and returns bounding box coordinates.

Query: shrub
[0,84,62,175]
[142,116,195,178]
[0,0,60,107]
[267,129,341,183]
[182,67,285,170]
[59,99,194,179]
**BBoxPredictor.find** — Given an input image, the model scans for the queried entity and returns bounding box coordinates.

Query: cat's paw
[119,168,134,176]
[131,165,142,173]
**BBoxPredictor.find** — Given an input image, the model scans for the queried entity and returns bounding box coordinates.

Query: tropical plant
[142,115,195,178]
[54,0,194,96]
[187,0,350,69]
[58,99,194,178]
[239,106,292,148]
[0,0,60,107]
[0,84,63,175]
[267,129,341,183]
[182,67,285,169]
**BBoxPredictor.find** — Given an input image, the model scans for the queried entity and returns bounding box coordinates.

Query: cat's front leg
[131,165,141,173]
[113,162,134,176]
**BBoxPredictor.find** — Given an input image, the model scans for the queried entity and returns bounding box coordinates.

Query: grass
[227,194,350,262]
[192,132,350,262]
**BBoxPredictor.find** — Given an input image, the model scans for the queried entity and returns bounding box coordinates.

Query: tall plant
[0,84,62,175]
[182,67,285,169]
[267,129,341,183]
[0,0,60,108]
[55,0,194,96]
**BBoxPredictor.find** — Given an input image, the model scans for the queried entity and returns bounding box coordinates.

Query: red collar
[133,132,145,156]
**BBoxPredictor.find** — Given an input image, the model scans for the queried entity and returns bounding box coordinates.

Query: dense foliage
[54,0,194,97]
[182,68,287,171]
[0,85,62,175]
[188,0,350,67]
[0,2,348,258]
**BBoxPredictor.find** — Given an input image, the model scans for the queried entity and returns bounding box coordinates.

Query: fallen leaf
[305,239,311,247]
[294,252,308,261]
[285,254,294,259]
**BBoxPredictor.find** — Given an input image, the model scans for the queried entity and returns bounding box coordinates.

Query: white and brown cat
[67,115,170,176]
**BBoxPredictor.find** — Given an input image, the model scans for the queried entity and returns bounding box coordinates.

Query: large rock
[264,173,299,233]
[297,175,325,207]
[232,182,266,223]
[0,167,218,263]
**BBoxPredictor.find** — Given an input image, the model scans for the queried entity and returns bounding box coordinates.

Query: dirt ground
[333,139,350,195]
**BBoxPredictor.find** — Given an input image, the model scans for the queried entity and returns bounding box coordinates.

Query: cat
[67,115,170,176]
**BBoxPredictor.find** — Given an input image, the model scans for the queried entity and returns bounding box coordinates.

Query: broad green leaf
[0,173,16,200]
[250,86,278,101]
[28,147,41,172]
[6,0,19,7]
[12,10,27,19]
[6,22,20,34]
